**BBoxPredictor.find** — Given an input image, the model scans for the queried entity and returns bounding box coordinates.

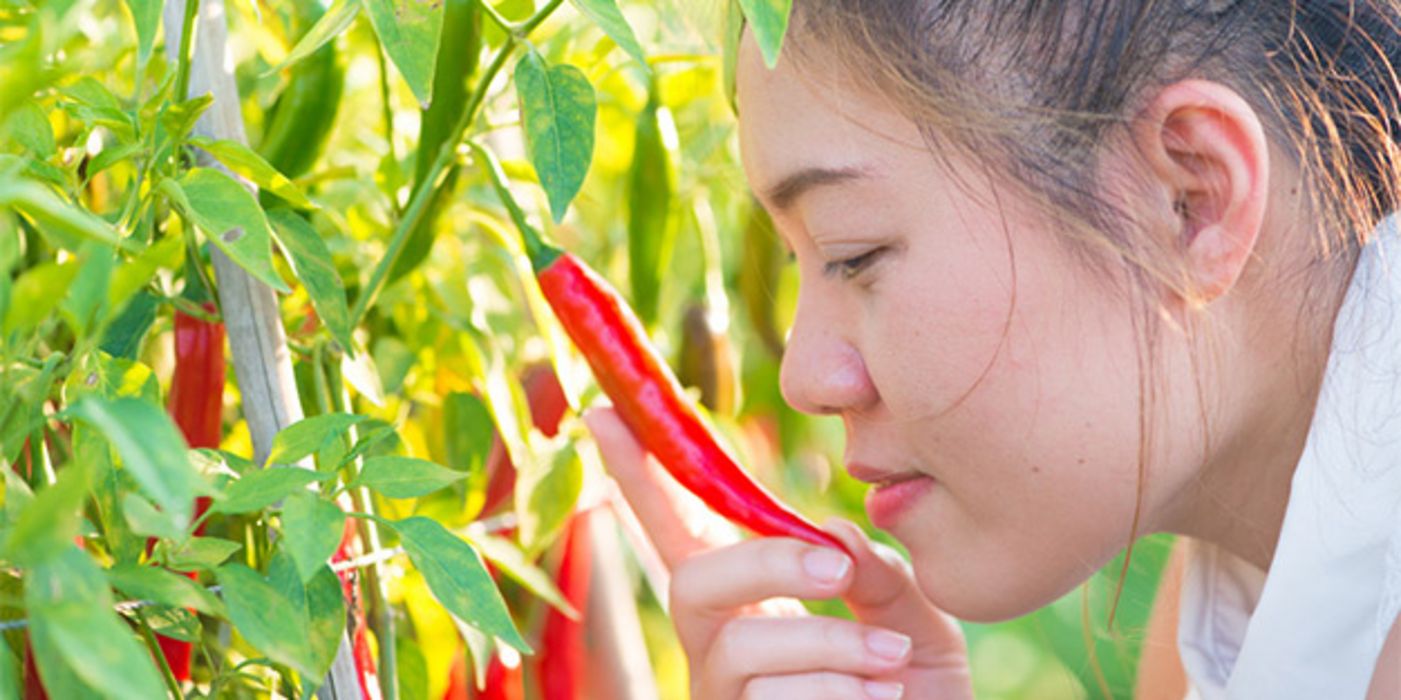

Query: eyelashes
[823,247,885,280]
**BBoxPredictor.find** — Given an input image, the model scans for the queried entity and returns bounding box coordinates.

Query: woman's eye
[823,248,885,280]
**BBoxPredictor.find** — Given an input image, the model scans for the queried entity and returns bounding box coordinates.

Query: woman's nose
[779,300,878,416]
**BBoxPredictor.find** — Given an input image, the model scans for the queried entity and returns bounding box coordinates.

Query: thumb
[826,519,968,668]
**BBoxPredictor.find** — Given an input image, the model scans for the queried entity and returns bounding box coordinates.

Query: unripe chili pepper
[480,363,569,517]
[390,0,482,284]
[472,143,842,552]
[626,79,679,328]
[677,302,739,416]
[739,204,787,359]
[157,300,226,682]
[258,2,345,182]
[538,511,592,700]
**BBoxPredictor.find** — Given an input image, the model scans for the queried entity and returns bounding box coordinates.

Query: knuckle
[708,619,754,676]
[818,617,855,653]
[668,558,704,611]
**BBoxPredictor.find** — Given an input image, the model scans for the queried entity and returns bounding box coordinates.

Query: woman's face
[737,38,1207,621]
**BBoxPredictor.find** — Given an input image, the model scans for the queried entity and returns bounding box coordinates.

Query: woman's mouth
[848,463,936,529]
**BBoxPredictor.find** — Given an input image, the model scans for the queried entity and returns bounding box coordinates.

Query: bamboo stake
[160,2,364,697]
[585,508,661,700]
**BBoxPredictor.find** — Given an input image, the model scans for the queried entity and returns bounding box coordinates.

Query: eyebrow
[763,166,869,211]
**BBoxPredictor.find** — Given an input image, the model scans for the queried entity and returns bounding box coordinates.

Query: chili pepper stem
[470,141,562,272]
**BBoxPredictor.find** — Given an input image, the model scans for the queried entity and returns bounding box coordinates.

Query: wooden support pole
[160,2,364,697]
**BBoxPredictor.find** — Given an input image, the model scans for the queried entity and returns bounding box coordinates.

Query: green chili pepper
[626,78,679,328]
[257,4,344,184]
[388,0,482,284]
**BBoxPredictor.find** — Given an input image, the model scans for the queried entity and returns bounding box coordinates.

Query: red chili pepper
[479,363,569,516]
[330,513,380,700]
[538,511,592,700]
[473,145,842,552]
[156,303,226,682]
[21,637,45,700]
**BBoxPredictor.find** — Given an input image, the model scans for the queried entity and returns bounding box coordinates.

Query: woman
[587,2,1401,697]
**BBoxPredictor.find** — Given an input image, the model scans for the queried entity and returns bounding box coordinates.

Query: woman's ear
[1132,79,1270,305]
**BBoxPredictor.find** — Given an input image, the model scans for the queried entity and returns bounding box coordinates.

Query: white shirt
[1178,215,1401,699]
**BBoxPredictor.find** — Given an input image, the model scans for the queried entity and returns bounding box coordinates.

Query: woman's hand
[586,408,974,699]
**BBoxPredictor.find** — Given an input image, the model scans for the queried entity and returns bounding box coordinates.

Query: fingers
[825,519,969,667]
[741,673,906,700]
[670,536,853,653]
[702,616,910,698]
[584,407,735,568]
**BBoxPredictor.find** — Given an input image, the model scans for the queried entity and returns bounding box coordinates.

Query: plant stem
[326,357,397,700]
[469,140,559,271]
[172,0,201,107]
[135,607,186,700]
[475,0,513,35]
[348,0,566,326]
[376,43,400,216]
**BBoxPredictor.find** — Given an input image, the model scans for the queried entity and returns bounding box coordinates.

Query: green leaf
[514,50,596,223]
[280,491,347,583]
[107,234,184,311]
[267,209,354,351]
[4,454,93,567]
[217,563,321,678]
[266,412,366,466]
[162,536,243,571]
[122,0,161,64]
[387,516,529,653]
[0,636,20,700]
[3,468,34,523]
[120,492,182,541]
[3,258,78,335]
[265,0,360,75]
[364,0,443,107]
[4,100,55,157]
[67,396,200,530]
[0,178,130,251]
[144,606,202,643]
[442,391,493,476]
[211,466,333,514]
[515,439,582,556]
[59,244,114,336]
[569,0,648,69]
[395,636,429,700]
[26,547,167,700]
[87,140,143,179]
[191,136,315,209]
[352,455,466,499]
[738,0,792,69]
[161,169,290,293]
[106,563,227,618]
[268,550,346,681]
[464,531,575,617]
[157,94,213,148]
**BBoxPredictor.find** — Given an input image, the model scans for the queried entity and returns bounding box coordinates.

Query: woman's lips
[864,474,935,529]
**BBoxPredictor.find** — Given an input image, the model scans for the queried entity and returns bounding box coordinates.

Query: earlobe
[1133,79,1270,306]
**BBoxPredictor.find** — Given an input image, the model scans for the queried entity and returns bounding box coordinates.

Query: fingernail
[801,548,850,584]
[865,629,912,662]
[864,680,904,700]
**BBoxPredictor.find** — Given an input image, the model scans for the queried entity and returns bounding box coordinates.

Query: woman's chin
[909,555,1080,624]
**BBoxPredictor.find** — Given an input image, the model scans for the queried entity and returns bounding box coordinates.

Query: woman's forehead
[736,33,926,201]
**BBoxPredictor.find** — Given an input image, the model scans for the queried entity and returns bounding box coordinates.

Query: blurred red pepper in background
[479,363,568,517]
